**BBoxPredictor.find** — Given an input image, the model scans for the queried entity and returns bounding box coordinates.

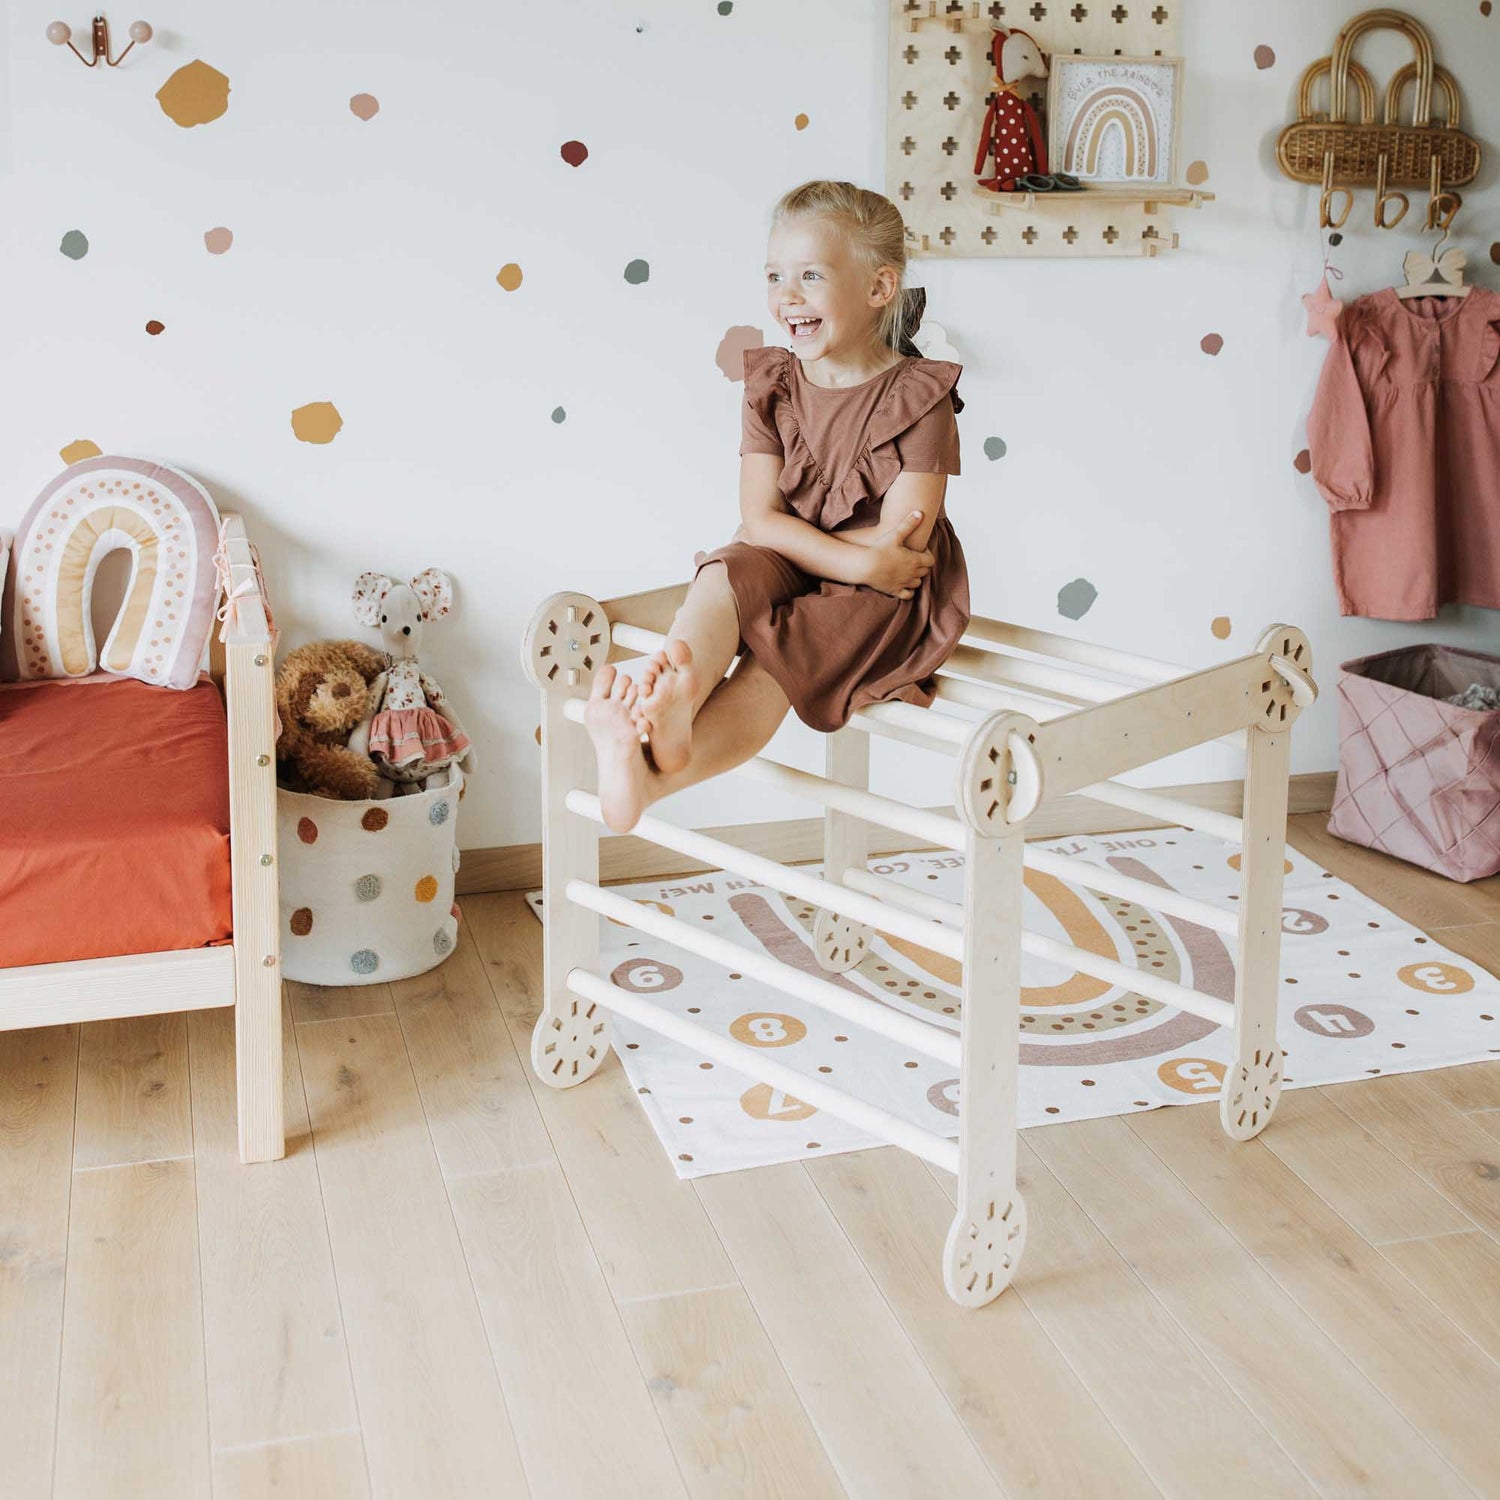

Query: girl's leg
[635,561,741,775]
[586,652,789,832]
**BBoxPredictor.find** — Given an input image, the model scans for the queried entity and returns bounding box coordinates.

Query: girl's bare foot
[585,665,652,832]
[635,638,697,775]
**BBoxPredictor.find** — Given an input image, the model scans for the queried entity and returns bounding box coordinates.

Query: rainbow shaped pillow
[2,456,221,690]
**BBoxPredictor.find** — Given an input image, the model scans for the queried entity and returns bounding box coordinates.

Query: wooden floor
[4,812,1500,1499]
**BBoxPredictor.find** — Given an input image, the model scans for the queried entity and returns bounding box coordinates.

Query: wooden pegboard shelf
[974,185,1215,212]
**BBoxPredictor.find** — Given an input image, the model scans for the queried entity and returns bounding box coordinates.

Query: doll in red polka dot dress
[973,24,1066,192]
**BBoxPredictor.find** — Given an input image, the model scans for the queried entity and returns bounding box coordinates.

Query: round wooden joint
[530,994,612,1089]
[943,1191,1027,1307]
[1219,1045,1283,1141]
[956,712,1044,835]
[1251,624,1315,733]
[520,592,611,693]
[813,908,871,974]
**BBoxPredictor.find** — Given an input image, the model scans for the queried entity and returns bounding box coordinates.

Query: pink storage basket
[1328,643,1500,882]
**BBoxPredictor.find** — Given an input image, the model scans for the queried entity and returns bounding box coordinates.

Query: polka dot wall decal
[496,262,523,291]
[156,60,231,127]
[349,93,380,121]
[795,113,809,130]
[292,401,343,444]
[560,140,589,167]
[1293,448,1312,474]
[1185,160,1209,185]
[361,806,389,832]
[983,436,1007,460]
[716,325,764,381]
[297,816,319,844]
[718,1,733,13]
[1329,232,1343,247]
[59,439,101,465]
[551,406,567,423]
[1058,578,1097,620]
[1200,332,1224,355]
[1491,242,1500,266]
[1211,616,1231,640]
[203,227,233,254]
[289,908,313,936]
[145,320,165,336]
[1253,44,1276,69]
[415,875,438,902]
[623,258,650,284]
[59,230,89,260]
[1483,1,1492,15]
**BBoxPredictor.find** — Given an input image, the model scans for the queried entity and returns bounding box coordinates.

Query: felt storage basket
[277,766,463,985]
[1328,644,1500,882]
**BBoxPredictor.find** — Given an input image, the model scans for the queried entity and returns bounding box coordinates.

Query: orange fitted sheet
[0,676,232,967]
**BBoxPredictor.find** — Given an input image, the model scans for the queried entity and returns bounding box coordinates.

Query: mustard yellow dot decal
[60,439,101,465]
[794,113,809,130]
[292,401,343,444]
[1397,962,1475,995]
[156,61,231,127]
[414,875,439,903]
[1211,616,1231,640]
[496,263,523,291]
[1185,160,1209,185]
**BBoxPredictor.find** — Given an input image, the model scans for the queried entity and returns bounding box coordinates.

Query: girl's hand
[860,510,935,599]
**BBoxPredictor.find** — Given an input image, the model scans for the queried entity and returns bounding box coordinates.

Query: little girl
[587,178,969,832]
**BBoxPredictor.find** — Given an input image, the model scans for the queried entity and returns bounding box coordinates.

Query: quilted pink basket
[1328,644,1500,882]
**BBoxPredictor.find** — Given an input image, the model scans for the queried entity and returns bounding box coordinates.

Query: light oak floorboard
[810,1145,1158,1499]
[287,979,396,1026]
[295,1013,530,1498]
[0,1024,78,1500]
[189,999,362,1454]
[54,1159,210,1500]
[446,1163,688,1499]
[211,1429,370,1500]
[618,1284,846,1500]
[1029,1117,1470,1497]
[72,1012,192,1170]
[1376,1229,1500,1367]
[1130,1100,1500,1493]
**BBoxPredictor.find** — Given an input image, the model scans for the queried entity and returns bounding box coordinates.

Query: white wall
[5,0,1498,849]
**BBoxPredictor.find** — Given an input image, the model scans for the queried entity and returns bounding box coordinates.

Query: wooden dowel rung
[1023,848,1240,937]
[566,968,961,1172]
[1075,781,1245,844]
[841,866,964,926]
[566,879,960,1065]
[963,616,1190,683]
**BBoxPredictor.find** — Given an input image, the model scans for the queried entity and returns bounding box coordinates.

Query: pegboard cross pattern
[888,0,1194,257]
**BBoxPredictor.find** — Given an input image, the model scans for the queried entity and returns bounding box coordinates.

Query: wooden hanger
[1396,230,1470,299]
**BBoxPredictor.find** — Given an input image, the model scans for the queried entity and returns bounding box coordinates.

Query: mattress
[0,675,233,967]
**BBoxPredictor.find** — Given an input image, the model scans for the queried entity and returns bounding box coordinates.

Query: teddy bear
[349,567,476,794]
[274,639,388,800]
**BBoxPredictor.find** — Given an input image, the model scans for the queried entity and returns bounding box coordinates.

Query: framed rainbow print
[1047,55,1184,188]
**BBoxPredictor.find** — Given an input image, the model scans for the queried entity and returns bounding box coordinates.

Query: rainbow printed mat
[526,828,1500,1179]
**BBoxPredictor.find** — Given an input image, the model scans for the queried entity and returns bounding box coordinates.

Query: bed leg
[1221,720,1292,1141]
[814,728,873,973]
[944,827,1028,1307]
[522,593,613,1089]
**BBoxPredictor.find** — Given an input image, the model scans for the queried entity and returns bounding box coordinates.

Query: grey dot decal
[1057,577,1098,620]
[624,258,650,284]
[983,436,1007,460]
[550,406,567,424]
[60,230,89,260]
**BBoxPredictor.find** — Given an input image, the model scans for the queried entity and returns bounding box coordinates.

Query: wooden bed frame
[522,584,1316,1307]
[0,513,284,1165]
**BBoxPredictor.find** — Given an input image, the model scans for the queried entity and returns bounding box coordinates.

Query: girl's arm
[868,470,946,551]
[738,454,872,585]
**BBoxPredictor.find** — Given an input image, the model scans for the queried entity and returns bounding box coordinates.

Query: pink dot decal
[560,140,589,167]
[1200,332,1223,356]
[1293,448,1312,474]
[1254,45,1276,70]
[204,226,233,254]
[716,325,764,381]
[350,93,379,121]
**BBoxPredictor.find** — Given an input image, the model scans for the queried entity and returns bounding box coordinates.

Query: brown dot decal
[156,60,231,127]
[794,112,809,130]
[289,907,313,936]
[349,93,380,120]
[297,816,319,844]
[1254,44,1276,70]
[292,401,343,444]
[1490,242,1500,265]
[715,325,764,380]
[59,439,101,465]
[145,320,165,336]
[1211,616,1231,640]
[361,806,389,831]
[204,227,233,254]
[560,140,589,167]
[1293,448,1312,474]
[1200,332,1223,356]
[496,262,523,291]
[1185,160,1209,185]
[1483,1,1493,15]
[414,875,439,903]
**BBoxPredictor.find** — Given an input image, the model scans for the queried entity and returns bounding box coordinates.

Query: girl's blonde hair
[772,180,910,353]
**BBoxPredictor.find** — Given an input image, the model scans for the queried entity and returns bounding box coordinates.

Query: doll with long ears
[974,25,1068,192]
[350,567,476,794]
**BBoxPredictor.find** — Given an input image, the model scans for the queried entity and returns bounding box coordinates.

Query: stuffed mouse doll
[349,567,476,794]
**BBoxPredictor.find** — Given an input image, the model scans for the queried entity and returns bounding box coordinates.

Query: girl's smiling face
[765,215,897,369]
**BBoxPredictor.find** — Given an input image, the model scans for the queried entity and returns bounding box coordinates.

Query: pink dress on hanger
[1307,286,1500,620]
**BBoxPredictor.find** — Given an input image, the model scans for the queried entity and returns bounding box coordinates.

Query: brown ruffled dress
[694,344,969,732]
